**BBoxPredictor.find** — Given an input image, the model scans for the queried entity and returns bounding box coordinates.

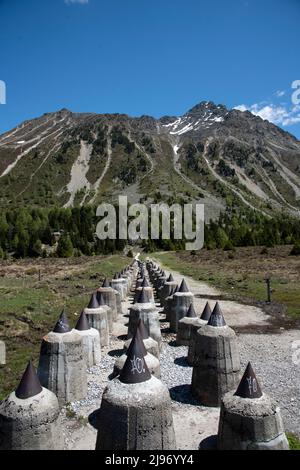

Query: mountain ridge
[0,101,300,219]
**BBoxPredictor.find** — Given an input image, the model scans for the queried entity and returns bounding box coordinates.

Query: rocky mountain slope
[1,102,300,219]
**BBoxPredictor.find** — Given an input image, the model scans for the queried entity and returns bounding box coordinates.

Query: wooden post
[264,276,271,303]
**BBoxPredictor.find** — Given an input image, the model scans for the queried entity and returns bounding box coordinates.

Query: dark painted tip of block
[234,362,263,399]
[75,311,90,331]
[137,288,149,304]
[102,278,110,288]
[141,277,149,287]
[88,292,100,309]
[15,361,43,399]
[179,278,189,293]
[97,292,106,306]
[201,301,212,321]
[113,273,118,280]
[167,273,174,282]
[119,327,151,384]
[207,302,226,327]
[186,303,197,318]
[53,309,71,333]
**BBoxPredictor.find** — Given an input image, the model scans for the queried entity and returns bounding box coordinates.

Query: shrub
[57,233,74,258]
[290,242,300,256]
[223,240,235,251]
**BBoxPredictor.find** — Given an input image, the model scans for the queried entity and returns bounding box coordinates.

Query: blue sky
[0,0,300,137]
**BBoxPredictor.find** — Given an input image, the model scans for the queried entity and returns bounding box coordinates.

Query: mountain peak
[186,100,227,116]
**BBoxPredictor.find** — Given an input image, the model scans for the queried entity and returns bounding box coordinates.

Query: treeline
[0,206,126,259]
[142,208,300,252]
[1,205,300,259]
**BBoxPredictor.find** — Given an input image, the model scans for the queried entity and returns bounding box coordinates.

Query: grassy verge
[153,246,300,318]
[287,432,300,450]
[0,254,130,399]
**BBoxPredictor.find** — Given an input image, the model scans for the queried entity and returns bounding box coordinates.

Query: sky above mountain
[0,0,299,138]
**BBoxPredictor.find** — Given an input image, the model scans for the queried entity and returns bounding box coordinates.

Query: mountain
[1,101,300,219]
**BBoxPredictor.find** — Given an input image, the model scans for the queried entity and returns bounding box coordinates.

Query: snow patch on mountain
[161,110,225,135]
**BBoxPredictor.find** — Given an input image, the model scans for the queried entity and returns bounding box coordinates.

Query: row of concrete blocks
[113,265,162,379]
[0,261,139,450]
[146,259,289,450]
[38,263,138,406]
[94,261,176,450]
[147,261,194,333]
[0,258,290,451]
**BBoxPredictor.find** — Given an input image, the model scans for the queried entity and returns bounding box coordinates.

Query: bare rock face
[1,101,300,217]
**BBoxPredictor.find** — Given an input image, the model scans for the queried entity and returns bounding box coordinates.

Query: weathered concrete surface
[176,317,205,346]
[113,352,161,378]
[93,376,176,450]
[159,281,178,307]
[97,287,117,321]
[128,303,162,351]
[124,336,160,359]
[84,306,109,347]
[37,330,87,406]
[169,292,194,333]
[164,291,176,322]
[133,286,155,304]
[111,287,123,315]
[75,328,101,368]
[191,325,241,406]
[0,388,61,450]
[111,279,126,300]
[187,320,207,365]
[0,340,5,365]
[217,392,289,450]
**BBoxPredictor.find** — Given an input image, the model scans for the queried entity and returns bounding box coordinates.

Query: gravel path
[61,266,300,450]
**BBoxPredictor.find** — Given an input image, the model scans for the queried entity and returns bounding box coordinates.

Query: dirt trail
[158,264,271,328]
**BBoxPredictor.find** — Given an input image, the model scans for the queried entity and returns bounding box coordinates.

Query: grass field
[0,254,131,399]
[153,245,300,320]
